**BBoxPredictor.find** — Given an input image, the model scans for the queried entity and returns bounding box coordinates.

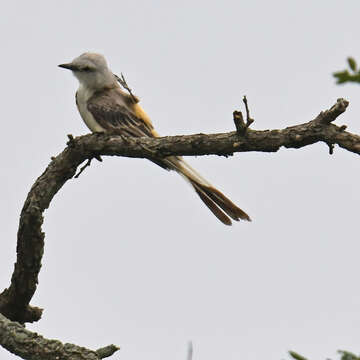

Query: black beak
[58,63,79,71]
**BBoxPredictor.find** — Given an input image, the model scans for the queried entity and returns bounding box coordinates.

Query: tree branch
[0,313,119,360]
[0,98,356,358]
[0,98,355,325]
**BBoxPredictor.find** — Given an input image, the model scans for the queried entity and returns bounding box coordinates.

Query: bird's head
[59,52,116,90]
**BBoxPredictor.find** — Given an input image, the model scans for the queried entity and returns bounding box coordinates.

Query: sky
[1,1,360,359]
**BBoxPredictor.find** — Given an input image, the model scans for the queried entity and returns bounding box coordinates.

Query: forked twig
[233,96,254,135]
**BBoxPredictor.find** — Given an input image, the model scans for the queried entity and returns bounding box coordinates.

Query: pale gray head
[59,52,117,90]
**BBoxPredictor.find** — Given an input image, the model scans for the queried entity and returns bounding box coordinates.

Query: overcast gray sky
[1,1,360,359]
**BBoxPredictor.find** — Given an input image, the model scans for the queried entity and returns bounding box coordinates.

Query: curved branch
[0,313,119,359]
[0,98,355,326]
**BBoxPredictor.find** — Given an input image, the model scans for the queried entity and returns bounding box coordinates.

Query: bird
[59,52,251,225]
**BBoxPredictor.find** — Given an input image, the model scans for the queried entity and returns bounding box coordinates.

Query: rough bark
[0,98,356,359]
[0,313,119,359]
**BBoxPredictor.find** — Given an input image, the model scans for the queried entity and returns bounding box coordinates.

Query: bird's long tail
[165,157,251,225]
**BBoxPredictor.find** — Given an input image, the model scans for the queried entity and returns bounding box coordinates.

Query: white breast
[76,85,105,133]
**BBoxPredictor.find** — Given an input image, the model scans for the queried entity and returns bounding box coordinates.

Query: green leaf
[333,70,350,84]
[338,350,360,360]
[347,57,357,72]
[289,350,309,360]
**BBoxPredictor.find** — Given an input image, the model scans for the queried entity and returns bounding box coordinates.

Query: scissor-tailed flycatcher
[59,52,250,225]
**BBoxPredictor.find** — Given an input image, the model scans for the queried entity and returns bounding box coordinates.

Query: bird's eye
[82,66,92,72]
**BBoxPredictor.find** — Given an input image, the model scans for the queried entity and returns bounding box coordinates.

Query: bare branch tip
[318,98,350,124]
[66,134,75,147]
[242,95,255,128]
[326,142,335,155]
[242,95,249,113]
[336,97,349,109]
[95,344,120,359]
[233,110,245,134]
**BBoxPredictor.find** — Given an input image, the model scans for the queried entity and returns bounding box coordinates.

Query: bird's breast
[76,87,105,133]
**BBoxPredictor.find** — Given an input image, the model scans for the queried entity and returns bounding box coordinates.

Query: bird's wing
[88,87,171,169]
[87,87,155,138]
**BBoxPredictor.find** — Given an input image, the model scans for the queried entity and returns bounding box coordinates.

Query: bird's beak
[58,63,79,71]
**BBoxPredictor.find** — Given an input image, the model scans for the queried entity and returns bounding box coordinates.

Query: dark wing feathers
[87,90,154,138]
[87,89,169,169]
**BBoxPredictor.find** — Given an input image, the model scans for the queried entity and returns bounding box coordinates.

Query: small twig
[74,159,92,178]
[74,154,103,178]
[115,73,138,104]
[233,96,254,135]
[242,95,255,128]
